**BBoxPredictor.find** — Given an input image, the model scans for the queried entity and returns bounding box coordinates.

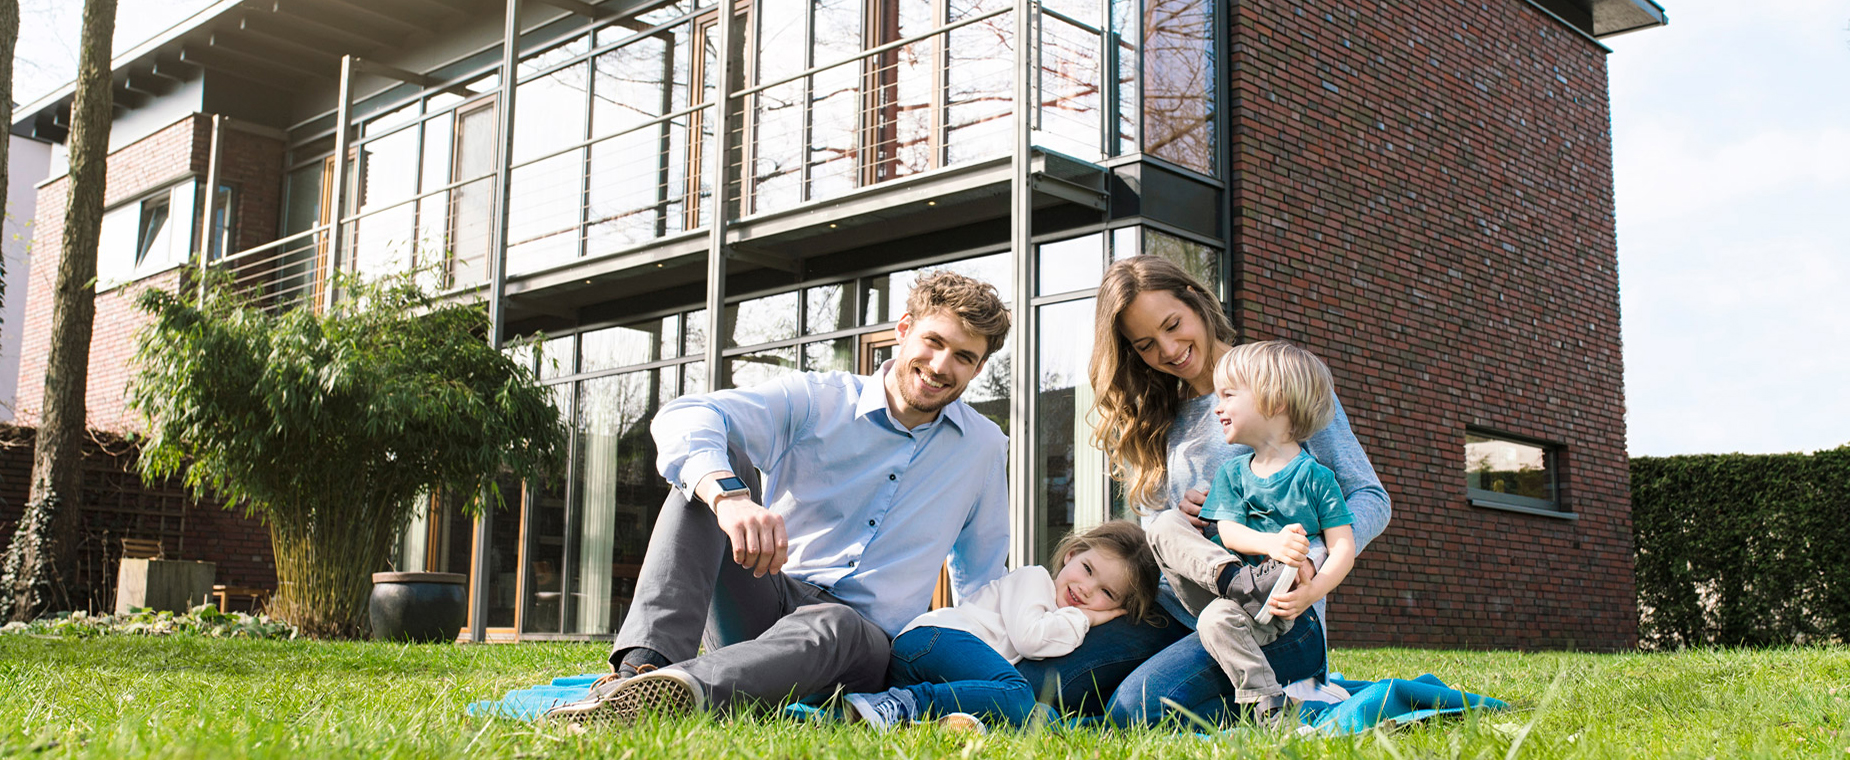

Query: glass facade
[262,0,1230,639]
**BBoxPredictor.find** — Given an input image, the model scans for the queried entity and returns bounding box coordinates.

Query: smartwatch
[712,475,751,500]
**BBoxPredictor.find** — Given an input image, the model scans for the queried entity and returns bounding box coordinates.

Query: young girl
[840,521,1160,732]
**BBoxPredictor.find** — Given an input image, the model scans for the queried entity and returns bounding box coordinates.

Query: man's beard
[895,363,961,414]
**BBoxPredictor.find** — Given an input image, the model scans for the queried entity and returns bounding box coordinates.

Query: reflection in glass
[728,347,799,389]
[571,370,674,634]
[1035,299,1101,563]
[803,338,855,373]
[1465,434,1556,508]
[583,321,664,373]
[522,470,568,634]
[725,291,799,348]
[1110,0,1138,154]
[448,105,499,289]
[945,0,1012,164]
[515,63,591,164]
[810,0,862,198]
[1035,13,1103,160]
[587,31,686,252]
[805,283,854,335]
[1142,0,1215,173]
[507,151,585,274]
[540,334,575,379]
[1037,233,1104,295]
[750,0,806,214]
[355,127,419,275]
[1141,228,1218,287]
[863,252,1013,325]
[686,309,708,355]
[485,473,522,628]
[964,341,1011,435]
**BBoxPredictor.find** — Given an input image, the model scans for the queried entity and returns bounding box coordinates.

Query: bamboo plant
[127,273,564,639]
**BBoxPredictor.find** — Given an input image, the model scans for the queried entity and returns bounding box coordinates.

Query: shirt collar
[864,360,969,435]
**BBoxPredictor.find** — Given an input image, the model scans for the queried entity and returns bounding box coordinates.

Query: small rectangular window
[1465,430,1566,515]
[208,183,238,262]
[135,197,171,267]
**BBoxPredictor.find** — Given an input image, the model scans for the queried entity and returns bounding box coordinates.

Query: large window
[1465,430,1566,515]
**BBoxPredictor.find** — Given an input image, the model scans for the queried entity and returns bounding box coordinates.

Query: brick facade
[15,115,285,434]
[1228,0,1632,650]
[0,425,275,612]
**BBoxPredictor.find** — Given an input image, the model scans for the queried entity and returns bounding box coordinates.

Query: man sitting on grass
[546,271,1012,727]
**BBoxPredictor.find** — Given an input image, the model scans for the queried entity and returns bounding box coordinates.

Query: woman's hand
[1179,488,1211,528]
[1082,607,1126,627]
[1266,524,1309,566]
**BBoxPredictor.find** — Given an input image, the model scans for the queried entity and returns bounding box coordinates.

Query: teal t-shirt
[1199,450,1353,562]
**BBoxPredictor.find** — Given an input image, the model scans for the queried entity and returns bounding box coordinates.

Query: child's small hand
[1081,607,1126,627]
[1267,524,1309,565]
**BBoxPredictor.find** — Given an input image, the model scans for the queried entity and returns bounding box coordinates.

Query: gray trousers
[612,467,891,711]
[1147,510,1295,701]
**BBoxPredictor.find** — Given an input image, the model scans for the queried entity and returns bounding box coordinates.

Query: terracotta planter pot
[369,571,467,643]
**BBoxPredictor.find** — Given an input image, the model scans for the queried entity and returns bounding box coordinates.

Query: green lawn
[1,636,1846,758]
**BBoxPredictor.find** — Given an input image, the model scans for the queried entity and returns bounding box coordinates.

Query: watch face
[717,476,749,493]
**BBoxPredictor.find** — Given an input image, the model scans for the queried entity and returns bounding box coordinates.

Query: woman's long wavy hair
[1089,255,1236,513]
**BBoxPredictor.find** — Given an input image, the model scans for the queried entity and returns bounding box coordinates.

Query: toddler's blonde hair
[1213,340,1336,441]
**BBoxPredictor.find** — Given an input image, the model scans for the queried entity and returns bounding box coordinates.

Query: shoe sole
[546,675,698,729]
[934,713,987,734]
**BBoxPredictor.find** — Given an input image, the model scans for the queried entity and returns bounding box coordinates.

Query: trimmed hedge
[1632,445,1850,648]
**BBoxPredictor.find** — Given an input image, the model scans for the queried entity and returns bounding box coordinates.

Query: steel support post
[703,0,743,392]
[473,0,523,643]
[1006,0,1037,569]
[324,56,355,313]
[196,114,223,304]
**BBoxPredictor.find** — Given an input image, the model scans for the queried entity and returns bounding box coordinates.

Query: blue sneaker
[843,689,918,731]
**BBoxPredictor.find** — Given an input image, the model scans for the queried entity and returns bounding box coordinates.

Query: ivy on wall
[1632,445,1850,648]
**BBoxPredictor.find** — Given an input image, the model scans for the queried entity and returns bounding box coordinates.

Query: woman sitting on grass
[837,521,1160,732]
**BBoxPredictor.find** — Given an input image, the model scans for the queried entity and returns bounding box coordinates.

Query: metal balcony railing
[208,1,1123,314]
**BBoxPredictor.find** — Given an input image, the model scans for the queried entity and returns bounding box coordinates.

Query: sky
[10,0,1849,457]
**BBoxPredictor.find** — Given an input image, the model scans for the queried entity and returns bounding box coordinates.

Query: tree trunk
[1,0,16,272]
[1,0,116,622]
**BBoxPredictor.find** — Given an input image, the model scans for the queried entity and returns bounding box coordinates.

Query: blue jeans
[1015,607,1326,726]
[888,626,1037,726]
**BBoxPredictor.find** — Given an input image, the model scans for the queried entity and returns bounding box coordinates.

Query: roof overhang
[1591,0,1668,38]
[10,0,497,143]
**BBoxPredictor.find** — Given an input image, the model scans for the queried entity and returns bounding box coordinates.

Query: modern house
[6,0,1663,648]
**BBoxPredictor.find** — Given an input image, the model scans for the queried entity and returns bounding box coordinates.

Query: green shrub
[1632,445,1850,648]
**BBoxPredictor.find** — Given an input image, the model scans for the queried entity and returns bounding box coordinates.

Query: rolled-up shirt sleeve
[652,373,812,500]
[1304,395,1391,563]
[946,436,1010,601]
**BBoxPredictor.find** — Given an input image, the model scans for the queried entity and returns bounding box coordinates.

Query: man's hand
[1081,606,1126,627]
[1179,487,1210,528]
[1266,524,1309,566]
[714,495,788,577]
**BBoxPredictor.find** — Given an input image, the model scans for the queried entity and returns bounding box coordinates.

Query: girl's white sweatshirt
[899,565,1091,664]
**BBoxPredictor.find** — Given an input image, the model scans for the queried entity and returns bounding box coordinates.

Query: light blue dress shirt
[651,363,1011,637]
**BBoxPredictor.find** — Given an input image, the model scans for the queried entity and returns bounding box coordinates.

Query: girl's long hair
[1088,255,1236,513]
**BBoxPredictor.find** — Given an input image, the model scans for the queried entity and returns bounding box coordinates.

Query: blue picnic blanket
[468,671,1507,736]
[1297,673,1508,736]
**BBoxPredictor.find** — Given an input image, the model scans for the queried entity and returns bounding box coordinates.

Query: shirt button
[888,473,897,481]
[867,519,876,527]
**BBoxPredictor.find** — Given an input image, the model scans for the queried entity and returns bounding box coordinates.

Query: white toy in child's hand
[1254,566,1296,625]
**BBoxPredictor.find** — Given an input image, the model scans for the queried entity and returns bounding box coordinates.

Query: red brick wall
[15,115,286,435]
[1229,1,1632,649]
[0,425,275,612]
